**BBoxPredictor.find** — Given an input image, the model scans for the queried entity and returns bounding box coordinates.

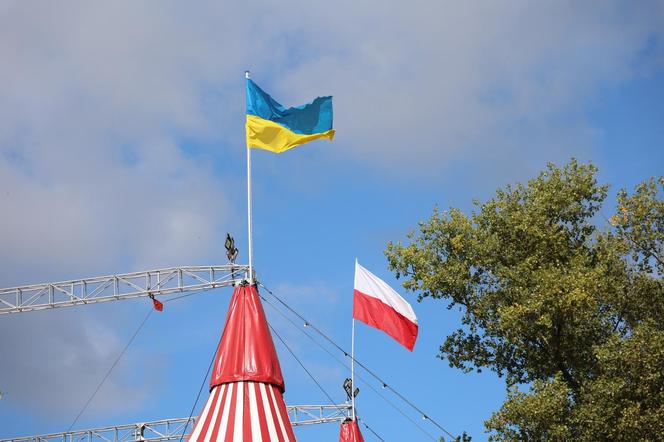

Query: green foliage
[485,377,572,441]
[386,160,664,441]
[443,432,472,442]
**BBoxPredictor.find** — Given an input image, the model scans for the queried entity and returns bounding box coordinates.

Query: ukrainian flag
[246,78,334,153]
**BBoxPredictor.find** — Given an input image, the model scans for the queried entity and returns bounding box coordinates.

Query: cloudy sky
[1,1,663,440]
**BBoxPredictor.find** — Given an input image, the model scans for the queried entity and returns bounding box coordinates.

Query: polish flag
[353,261,418,351]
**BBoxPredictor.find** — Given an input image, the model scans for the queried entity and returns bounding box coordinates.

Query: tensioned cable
[167,285,373,439]
[99,283,432,439]
[259,292,438,441]
[267,321,338,406]
[261,294,437,441]
[168,285,233,441]
[106,283,434,439]
[357,370,437,441]
[66,286,218,432]
[67,307,154,431]
[65,285,224,434]
[258,282,457,440]
[179,342,218,442]
[269,318,389,441]
[168,286,386,440]
[358,416,387,442]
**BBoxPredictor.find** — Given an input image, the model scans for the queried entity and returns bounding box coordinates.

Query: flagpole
[245,70,254,284]
[351,317,356,421]
[351,258,357,421]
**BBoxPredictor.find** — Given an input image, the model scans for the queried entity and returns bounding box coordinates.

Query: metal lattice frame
[0,269,353,438]
[1,405,352,442]
[0,265,248,315]
[286,403,352,426]
[1,417,193,442]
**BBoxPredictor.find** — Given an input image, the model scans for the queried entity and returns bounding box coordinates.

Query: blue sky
[1,1,663,441]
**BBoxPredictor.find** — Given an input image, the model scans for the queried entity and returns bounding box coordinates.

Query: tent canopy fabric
[189,284,295,441]
[339,419,365,442]
[210,284,285,392]
[188,380,295,441]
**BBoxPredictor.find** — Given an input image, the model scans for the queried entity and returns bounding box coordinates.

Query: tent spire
[187,284,296,441]
[339,418,365,442]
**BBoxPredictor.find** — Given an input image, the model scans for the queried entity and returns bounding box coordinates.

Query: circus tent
[187,283,296,441]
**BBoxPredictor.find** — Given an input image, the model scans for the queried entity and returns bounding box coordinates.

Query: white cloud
[0,0,662,420]
[0,1,244,285]
[276,1,664,171]
[0,308,159,419]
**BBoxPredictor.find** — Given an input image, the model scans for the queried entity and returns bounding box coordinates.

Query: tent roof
[188,380,295,441]
[189,284,295,441]
[210,284,285,392]
[339,419,365,442]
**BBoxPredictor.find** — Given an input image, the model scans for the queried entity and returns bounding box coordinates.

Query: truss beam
[286,403,352,426]
[0,265,248,315]
[0,405,352,442]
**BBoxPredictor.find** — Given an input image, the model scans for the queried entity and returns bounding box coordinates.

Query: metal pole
[351,318,356,421]
[352,257,358,421]
[245,70,254,283]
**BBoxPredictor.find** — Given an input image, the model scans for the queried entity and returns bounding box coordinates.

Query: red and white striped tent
[188,284,296,441]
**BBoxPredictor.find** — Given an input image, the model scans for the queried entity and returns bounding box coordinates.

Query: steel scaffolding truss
[286,403,352,426]
[0,265,248,315]
[1,418,193,442]
[0,267,353,437]
[1,405,352,442]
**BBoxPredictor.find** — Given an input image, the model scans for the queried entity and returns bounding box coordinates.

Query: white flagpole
[352,258,357,421]
[245,70,254,283]
[351,317,356,421]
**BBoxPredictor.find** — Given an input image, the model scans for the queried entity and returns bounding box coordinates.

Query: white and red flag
[353,261,418,351]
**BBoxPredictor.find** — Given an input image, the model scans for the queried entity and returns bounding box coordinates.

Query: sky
[0,1,663,440]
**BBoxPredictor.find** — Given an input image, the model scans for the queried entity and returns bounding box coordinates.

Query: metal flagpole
[245,70,254,283]
[351,318,356,421]
[351,257,357,421]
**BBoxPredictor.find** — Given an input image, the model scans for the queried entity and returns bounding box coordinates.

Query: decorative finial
[245,71,251,79]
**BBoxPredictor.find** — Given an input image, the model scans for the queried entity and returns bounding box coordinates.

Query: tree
[442,432,472,442]
[385,160,664,441]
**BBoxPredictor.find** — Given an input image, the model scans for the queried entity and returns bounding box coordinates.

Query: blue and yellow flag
[246,79,334,153]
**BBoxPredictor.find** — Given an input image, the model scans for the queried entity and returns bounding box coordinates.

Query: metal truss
[286,403,352,426]
[0,265,248,315]
[1,418,194,442]
[1,405,352,442]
